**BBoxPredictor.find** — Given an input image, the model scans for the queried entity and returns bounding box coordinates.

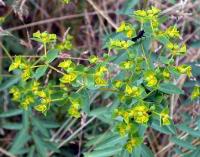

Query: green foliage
[0,2,199,157]
[6,6,195,153]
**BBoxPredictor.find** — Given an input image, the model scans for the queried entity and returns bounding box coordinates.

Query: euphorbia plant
[9,6,192,153]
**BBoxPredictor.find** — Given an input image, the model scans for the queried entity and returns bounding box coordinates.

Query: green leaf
[32,132,48,157]
[176,124,200,138]
[9,129,30,154]
[80,90,90,114]
[89,107,108,117]
[151,120,174,135]
[32,117,50,137]
[170,137,196,150]
[0,77,20,91]
[85,133,114,148]
[189,40,200,48]
[33,65,48,80]
[41,121,60,129]
[84,147,122,157]
[9,111,30,154]
[141,144,154,157]
[95,135,126,150]
[45,49,59,63]
[28,146,35,157]
[2,123,22,130]
[0,109,23,118]
[116,0,139,15]
[159,83,184,94]
[132,145,142,157]
[159,56,174,65]
[45,142,60,153]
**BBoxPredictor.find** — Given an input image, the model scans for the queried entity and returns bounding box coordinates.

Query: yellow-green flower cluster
[95,66,108,76]
[21,65,32,81]
[34,104,47,113]
[56,35,73,51]
[134,6,160,26]
[165,26,180,38]
[117,22,136,38]
[94,66,108,87]
[89,55,99,64]
[60,72,77,83]
[34,90,51,113]
[116,122,131,137]
[109,39,134,49]
[124,85,142,97]
[167,42,186,56]
[162,69,170,80]
[156,26,180,39]
[9,56,32,81]
[120,61,133,70]
[160,109,171,125]
[176,64,192,77]
[21,96,34,110]
[191,86,200,100]
[114,80,123,89]
[125,137,142,153]
[33,31,57,44]
[130,104,149,124]
[9,56,22,72]
[9,86,21,101]
[58,59,73,69]
[68,99,81,118]
[31,81,40,92]
[95,77,107,86]
[62,0,70,4]
[0,16,5,24]
[144,71,158,87]
[115,104,150,125]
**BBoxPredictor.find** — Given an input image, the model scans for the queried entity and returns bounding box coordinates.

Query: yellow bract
[109,39,134,49]
[130,104,149,124]
[89,55,99,64]
[31,81,40,92]
[35,90,46,98]
[10,87,21,101]
[21,66,32,81]
[33,31,57,43]
[35,104,47,113]
[167,42,186,56]
[144,71,158,87]
[125,137,141,153]
[95,77,107,86]
[191,86,200,100]
[21,96,34,110]
[117,22,135,38]
[163,69,170,79]
[160,112,170,125]
[58,60,72,68]
[116,122,131,137]
[56,35,73,51]
[165,26,180,38]
[60,73,77,83]
[114,80,123,88]
[125,85,141,97]
[176,65,192,77]
[134,6,160,23]
[9,56,22,71]
[120,61,133,69]
[68,106,81,118]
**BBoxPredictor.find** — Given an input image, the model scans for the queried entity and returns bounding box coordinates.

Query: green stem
[51,98,65,102]
[140,44,149,69]
[0,43,13,61]
[44,43,47,56]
